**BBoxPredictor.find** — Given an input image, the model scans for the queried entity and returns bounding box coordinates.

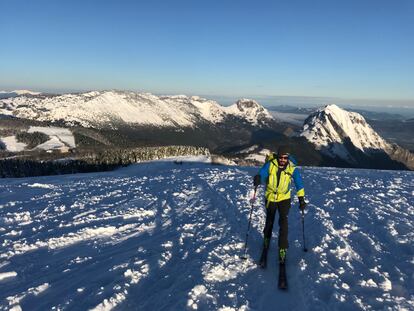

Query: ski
[278,262,288,290]
[258,248,268,269]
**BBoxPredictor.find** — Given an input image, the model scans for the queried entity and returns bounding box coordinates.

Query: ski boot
[279,248,287,264]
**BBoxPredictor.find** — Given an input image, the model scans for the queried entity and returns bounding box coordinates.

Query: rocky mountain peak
[301,104,414,169]
[225,98,273,126]
[301,104,389,161]
[302,104,385,150]
[235,99,261,111]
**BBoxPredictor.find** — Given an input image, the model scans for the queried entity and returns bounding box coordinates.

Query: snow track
[0,163,413,310]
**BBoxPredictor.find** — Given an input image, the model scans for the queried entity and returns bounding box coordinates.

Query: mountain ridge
[0,90,275,129]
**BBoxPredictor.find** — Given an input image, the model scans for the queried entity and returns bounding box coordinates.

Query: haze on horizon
[1,0,413,110]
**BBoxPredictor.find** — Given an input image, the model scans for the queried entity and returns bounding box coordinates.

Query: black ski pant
[263,199,291,249]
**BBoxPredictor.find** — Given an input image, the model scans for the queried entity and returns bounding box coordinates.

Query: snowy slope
[0,161,413,310]
[0,91,274,128]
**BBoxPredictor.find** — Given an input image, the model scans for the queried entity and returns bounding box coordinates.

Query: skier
[253,145,307,270]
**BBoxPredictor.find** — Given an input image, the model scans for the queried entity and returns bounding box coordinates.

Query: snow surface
[0,136,27,152]
[0,271,17,281]
[0,161,413,310]
[245,148,272,163]
[236,145,272,164]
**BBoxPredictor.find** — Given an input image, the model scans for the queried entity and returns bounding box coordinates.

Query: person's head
[277,145,290,167]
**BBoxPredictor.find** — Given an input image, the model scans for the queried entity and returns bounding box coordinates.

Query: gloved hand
[253,174,261,187]
[298,197,307,211]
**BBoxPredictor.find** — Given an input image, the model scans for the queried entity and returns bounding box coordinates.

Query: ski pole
[301,209,308,252]
[241,186,257,260]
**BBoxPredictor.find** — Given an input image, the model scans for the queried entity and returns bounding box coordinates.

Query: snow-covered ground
[0,126,75,153]
[0,136,27,152]
[28,126,76,149]
[245,149,272,163]
[235,145,272,163]
[0,161,413,310]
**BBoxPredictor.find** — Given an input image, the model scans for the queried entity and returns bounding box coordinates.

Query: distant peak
[225,98,273,125]
[319,104,344,113]
[13,90,42,95]
[0,89,42,95]
[325,104,340,109]
[301,103,390,161]
[235,98,261,110]
[83,91,102,97]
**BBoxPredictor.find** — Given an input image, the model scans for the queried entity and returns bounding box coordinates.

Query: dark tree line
[0,159,117,178]
[16,131,49,149]
[82,145,210,165]
[0,145,210,178]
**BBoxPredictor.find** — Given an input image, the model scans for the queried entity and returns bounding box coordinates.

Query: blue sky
[0,0,413,107]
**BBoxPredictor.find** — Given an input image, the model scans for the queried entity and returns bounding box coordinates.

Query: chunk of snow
[0,271,17,281]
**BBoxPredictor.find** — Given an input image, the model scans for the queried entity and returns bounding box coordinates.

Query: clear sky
[1,0,413,107]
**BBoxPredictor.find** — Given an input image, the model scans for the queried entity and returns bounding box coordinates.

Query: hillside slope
[0,160,413,310]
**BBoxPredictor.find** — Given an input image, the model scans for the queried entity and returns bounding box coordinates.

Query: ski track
[0,163,413,310]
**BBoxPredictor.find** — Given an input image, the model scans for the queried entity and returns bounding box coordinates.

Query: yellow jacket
[258,155,305,203]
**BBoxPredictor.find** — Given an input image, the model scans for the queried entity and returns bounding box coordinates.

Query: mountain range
[0,90,274,128]
[0,90,412,170]
[0,90,41,99]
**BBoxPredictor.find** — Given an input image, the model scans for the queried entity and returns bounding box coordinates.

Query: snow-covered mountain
[0,159,413,310]
[225,99,273,126]
[0,91,274,128]
[301,104,414,169]
[0,90,41,99]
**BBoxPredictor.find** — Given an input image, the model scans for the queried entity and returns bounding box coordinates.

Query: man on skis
[253,145,307,268]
